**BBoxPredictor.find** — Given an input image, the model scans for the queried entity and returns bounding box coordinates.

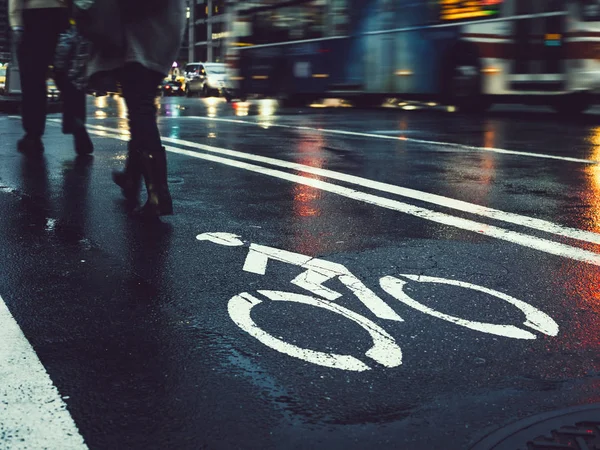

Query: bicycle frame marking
[198,232,403,322]
[197,232,560,371]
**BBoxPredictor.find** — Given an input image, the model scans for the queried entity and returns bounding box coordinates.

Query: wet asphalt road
[1,97,600,450]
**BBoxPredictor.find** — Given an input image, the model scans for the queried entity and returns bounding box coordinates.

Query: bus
[228,0,600,114]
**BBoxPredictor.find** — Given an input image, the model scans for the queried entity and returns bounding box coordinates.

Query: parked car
[86,73,121,97]
[161,79,184,96]
[0,66,6,95]
[184,62,230,98]
[47,78,60,100]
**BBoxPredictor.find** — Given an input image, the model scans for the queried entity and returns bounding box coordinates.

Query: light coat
[9,0,67,28]
[88,0,186,77]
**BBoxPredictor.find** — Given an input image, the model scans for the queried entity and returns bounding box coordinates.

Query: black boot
[134,146,173,218]
[17,134,44,155]
[73,119,94,155]
[112,143,142,202]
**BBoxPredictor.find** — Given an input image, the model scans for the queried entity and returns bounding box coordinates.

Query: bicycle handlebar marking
[197,232,403,322]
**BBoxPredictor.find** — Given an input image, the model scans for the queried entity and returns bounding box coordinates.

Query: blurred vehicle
[184,62,231,98]
[0,66,6,95]
[47,78,60,100]
[233,0,600,114]
[86,74,121,97]
[0,64,60,99]
[183,62,200,90]
[161,79,184,96]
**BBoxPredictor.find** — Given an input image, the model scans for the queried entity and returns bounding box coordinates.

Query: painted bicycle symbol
[197,232,559,372]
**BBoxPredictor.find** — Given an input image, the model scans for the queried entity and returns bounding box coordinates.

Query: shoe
[17,135,44,154]
[133,147,173,218]
[73,120,94,155]
[112,143,142,202]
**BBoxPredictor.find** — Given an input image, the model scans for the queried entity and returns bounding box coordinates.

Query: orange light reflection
[546,128,600,383]
[291,130,328,255]
[586,127,600,233]
[293,135,324,219]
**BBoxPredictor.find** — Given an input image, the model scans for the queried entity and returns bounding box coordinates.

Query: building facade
[0,0,10,63]
[189,0,230,63]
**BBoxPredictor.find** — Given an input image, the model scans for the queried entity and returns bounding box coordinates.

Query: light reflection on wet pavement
[1,97,600,449]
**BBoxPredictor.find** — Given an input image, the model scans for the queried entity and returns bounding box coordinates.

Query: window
[204,64,226,74]
[439,0,504,22]
[185,64,200,73]
[543,0,565,13]
[579,0,600,21]
[330,0,349,35]
[246,0,327,44]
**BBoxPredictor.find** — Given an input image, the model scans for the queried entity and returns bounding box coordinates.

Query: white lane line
[156,115,599,165]
[159,146,600,266]
[71,121,600,247]
[77,124,600,267]
[0,296,88,449]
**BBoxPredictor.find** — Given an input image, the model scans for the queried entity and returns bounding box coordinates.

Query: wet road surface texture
[1,97,600,449]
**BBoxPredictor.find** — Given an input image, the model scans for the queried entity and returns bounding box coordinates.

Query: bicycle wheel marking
[380,275,559,340]
[198,232,560,371]
[228,291,403,372]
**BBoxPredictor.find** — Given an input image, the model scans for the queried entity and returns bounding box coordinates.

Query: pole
[207,0,213,62]
[188,0,195,63]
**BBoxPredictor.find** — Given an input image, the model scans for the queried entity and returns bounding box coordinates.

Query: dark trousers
[119,63,164,152]
[18,8,86,138]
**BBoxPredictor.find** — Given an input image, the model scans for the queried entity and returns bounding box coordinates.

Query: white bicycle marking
[228,291,403,372]
[197,232,403,322]
[380,275,559,340]
[199,232,560,371]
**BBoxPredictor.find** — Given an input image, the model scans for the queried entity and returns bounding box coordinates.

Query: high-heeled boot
[112,143,142,202]
[134,146,173,218]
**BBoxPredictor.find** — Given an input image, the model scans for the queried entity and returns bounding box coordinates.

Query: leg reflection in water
[19,155,51,234]
[55,156,93,245]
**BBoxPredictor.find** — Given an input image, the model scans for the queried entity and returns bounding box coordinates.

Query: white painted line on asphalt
[74,121,600,247]
[0,296,88,449]
[200,231,560,339]
[158,115,600,165]
[162,146,600,266]
[72,123,600,267]
[380,275,559,339]
[228,290,403,371]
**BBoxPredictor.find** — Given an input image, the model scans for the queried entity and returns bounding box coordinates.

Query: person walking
[9,0,93,155]
[89,1,186,218]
